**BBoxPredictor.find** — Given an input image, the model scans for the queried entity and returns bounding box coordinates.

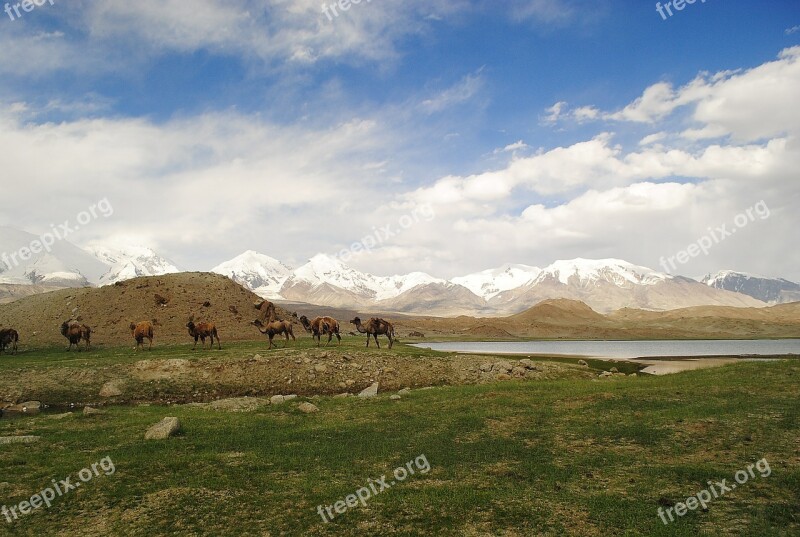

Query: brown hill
[395,298,800,340]
[0,273,296,348]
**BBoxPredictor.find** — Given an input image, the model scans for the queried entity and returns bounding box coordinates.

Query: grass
[0,351,797,536]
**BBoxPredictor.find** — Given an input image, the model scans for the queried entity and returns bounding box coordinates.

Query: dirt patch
[0,350,596,406]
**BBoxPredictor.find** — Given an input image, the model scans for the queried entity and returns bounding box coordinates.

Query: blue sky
[1,0,799,280]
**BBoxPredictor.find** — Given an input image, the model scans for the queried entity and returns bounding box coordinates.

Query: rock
[342,355,354,361]
[144,417,181,440]
[511,367,527,377]
[492,361,513,374]
[495,373,512,381]
[345,380,356,387]
[479,363,493,373]
[316,352,329,359]
[314,364,328,373]
[206,397,267,412]
[578,359,589,367]
[610,367,619,373]
[599,371,613,378]
[358,382,379,398]
[390,395,401,401]
[270,395,286,405]
[398,388,411,395]
[303,358,311,364]
[83,406,105,416]
[297,402,319,414]
[0,436,40,445]
[333,393,352,399]
[284,394,298,402]
[629,373,638,377]
[5,401,42,413]
[253,354,262,360]
[519,359,535,369]
[99,381,123,398]
[48,413,74,420]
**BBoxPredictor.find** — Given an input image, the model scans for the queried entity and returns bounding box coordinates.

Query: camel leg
[336,332,341,345]
[325,332,332,347]
[374,334,380,349]
[216,335,221,350]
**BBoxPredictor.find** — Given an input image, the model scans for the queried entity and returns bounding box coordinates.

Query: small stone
[610,367,619,373]
[253,354,262,360]
[398,388,411,395]
[303,358,312,364]
[333,393,352,399]
[358,382,379,398]
[5,401,42,413]
[578,359,589,367]
[519,359,535,369]
[270,395,286,405]
[284,394,298,401]
[345,380,355,387]
[479,363,493,373]
[83,406,105,416]
[390,395,401,401]
[338,382,347,389]
[144,417,181,440]
[297,402,319,413]
[314,364,328,373]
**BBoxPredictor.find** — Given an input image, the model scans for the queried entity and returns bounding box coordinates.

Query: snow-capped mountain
[703,271,800,304]
[0,226,108,287]
[211,251,292,299]
[487,259,762,313]
[452,264,541,300]
[88,244,181,285]
[215,253,768,314]
[279,254,444,305]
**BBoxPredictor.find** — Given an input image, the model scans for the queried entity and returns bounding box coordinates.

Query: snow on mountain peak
[537,258,669,286]
[88,243,180,285]
[211,251,292,299]
[452,263,542,299]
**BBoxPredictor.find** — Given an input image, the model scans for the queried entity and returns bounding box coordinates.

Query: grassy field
[0,344,798,536]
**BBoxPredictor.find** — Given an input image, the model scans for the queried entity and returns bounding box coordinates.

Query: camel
[350,317,395,349]
[130,321,154,351]
[60,321,92,351]
[254,299,277,323]
[251,318,295,350]
[0,328,19,355]
[299,315,341,347]
[186,320,221,350]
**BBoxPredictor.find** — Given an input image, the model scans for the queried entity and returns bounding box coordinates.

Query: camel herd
[0,300,397,354]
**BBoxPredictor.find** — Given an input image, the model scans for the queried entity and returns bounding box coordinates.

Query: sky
[1,0,798,281]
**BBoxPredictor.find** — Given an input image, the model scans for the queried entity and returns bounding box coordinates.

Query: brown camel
[0,328,19,355]
[251,318,296,349]
[60,321,92,351]
[350,317,395,349]
[186,320,221,350]
[130,321,154,351]
[299,315,342,347]
[254,299,277,323]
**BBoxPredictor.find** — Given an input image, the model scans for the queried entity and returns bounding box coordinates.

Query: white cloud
[421,69,486,113]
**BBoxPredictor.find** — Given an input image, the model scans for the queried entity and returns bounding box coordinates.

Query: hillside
[393,299,800,340]
[0,273,296,347]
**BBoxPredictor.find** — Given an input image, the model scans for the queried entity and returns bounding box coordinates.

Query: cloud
[545,48,800,143]
[421,68,486,113]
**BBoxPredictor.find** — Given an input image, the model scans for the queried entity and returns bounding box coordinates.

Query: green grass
[0,357,798,536]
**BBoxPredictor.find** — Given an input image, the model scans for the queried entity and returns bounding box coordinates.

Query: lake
[412,339,800,359]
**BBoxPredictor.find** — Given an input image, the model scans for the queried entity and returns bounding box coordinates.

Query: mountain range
[1,225,797,314]
[211,253,777,315]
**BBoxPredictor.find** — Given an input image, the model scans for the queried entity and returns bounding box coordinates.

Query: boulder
[390,395,401,401]
[99,381,124,398]
[144,417,181,440]
[297,402,319,414]
[83,406,106,416]
[5,401,41,413]
[577,359,589,367]
[358,382,379,398]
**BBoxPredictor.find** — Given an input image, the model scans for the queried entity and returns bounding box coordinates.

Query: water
[412,339,800,359]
